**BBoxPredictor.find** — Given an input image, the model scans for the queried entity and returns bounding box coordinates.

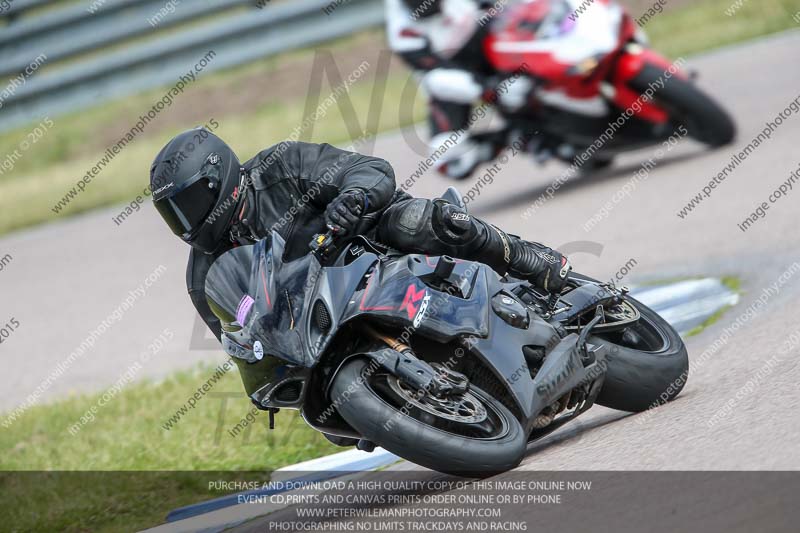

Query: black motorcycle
[205,190,688,475]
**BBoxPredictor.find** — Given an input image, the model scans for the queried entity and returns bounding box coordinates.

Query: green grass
[0,364,339,532]
[0,30,426,235]
[720,275,742,294]
[642,0,800,58]
[631,275,741,336]
[1,0,799,235]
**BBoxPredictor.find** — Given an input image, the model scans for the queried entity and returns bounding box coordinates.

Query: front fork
[361,324,469,397]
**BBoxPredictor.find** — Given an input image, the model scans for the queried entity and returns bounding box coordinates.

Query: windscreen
[205,244,255,331]
[494,0,576,40]
[534,0,575,40]
[205,233,322,366]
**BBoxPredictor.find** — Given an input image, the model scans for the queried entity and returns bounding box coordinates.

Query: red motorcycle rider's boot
[430,132,496,180]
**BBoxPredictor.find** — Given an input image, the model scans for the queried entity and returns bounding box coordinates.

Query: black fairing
[205,245,254,331]
[339,254,491,342]
[205,231,609,435]
[204,232,375,405]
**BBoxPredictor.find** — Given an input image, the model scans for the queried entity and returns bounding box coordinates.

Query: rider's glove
[538,250,572,294]
[324,189,367,237]
[509,241,572,294]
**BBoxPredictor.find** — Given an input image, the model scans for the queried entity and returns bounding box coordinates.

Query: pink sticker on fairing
[236,295,255,325]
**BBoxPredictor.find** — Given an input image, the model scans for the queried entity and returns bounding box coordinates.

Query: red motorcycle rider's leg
[428,99,495,179]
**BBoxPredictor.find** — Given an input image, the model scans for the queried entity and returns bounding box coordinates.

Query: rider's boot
[434,202,572,294]
[477,224,572,293]
[377,199,571,294]
[429,132,497,180]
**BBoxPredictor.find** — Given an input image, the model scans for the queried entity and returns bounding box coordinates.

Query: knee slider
[395,199,430,234]
[379,198,435,251]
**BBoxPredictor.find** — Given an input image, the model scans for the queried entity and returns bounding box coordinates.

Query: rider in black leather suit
[151,129,571,345]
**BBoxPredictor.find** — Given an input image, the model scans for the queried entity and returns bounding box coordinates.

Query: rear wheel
[591,298,689,412]
[330,358,527,476]
[562,274,689,413]
[629,64,736,147]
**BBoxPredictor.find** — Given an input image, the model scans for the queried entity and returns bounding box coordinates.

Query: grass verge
[642,0,800,58]
[0,364,339,532]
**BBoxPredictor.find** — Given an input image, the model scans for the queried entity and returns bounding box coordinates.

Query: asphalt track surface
[1,31,799,490]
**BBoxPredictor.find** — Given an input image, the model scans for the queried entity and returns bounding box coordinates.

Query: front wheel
[330,358,527,476]
[629,64,736,147]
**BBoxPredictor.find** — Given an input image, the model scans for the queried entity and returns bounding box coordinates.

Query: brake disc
[387,376,488,424]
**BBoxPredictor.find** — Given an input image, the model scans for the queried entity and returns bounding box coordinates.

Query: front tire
[330,358,527,476]
[630,64,736,147]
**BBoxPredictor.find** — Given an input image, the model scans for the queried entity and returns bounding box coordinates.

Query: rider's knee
[378,198,479,254]
[378,198,435,253]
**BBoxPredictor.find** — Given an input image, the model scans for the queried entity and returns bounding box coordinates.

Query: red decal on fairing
[400,284,427,320]
[259,264,272,310]
[359,274,394,312]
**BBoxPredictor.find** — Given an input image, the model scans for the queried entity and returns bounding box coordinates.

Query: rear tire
[630,64,736,147]
[331,358,527,476]
[593,298,689,412]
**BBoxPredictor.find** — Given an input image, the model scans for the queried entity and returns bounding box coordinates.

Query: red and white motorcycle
[476,0,735,168]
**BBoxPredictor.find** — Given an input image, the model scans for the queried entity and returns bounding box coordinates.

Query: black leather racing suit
[188,141,564,340]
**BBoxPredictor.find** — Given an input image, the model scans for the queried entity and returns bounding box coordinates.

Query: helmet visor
[154,155,224,238]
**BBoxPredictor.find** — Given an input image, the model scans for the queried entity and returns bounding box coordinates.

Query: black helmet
[402,0,441,18]
[150,128,241,253]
